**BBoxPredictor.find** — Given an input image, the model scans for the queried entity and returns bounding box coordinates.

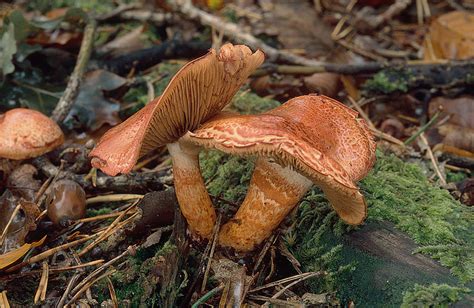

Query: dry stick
[34,262,49,304]
[70,247,133,296]
[76,211,135,223]
[0,204,21,246]
[51,19,97,123]
[174,0,324,66]
[420,133,447,186]
[78,203,137,256]
[57,271,81,307]
[0,291,10,308]
[270,272,324,300]
[67,269,116,305]
[404,111,441,145]
[6,233,99,273]
[249,272,318,293]
[370,0,413,28]
[106,276,119,308]
[86,194,144,205]
[200,214,222,293]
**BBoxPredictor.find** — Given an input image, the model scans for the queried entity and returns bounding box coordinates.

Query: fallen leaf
[0,235,46,270]
[304,73,341,97]
[0,194,41,254]
[424,11,474,60]
[427,96,474,152]
[0,23,17,76]
[259,0,334,58]
[64,70,128,132]
[98,25,147,57]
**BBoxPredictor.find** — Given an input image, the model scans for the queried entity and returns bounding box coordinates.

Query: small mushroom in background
[0,108,64,160]
[46,179,86,226]
[186,94,376,251]
[90,43,264,239]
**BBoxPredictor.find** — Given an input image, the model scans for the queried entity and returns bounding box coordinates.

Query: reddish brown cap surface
[90,43,264,176]
[0,108,64,160]
[187,94,376,224]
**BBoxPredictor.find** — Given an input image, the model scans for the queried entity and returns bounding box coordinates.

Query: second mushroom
[185,94,376,251]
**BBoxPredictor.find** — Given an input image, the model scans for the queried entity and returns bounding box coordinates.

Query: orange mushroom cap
[0,108,64,160]
[186,94,376,224]
[90,44,264,176]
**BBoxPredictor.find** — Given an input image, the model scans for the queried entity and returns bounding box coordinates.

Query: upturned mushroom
[185,94,376,251]
[89,43,264,239]
[0,108,64,160]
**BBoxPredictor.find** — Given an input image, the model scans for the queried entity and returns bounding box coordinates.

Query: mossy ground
[197,91,474,306]
[112,63,474,306]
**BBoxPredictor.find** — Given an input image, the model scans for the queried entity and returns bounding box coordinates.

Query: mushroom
[0,108,64,160]
[89,43,264,239]
[46,179,86,226]
[185,94,376,251]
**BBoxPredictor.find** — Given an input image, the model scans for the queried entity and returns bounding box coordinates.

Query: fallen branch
[33,157,167,193]
[51,19,97,123]
[99,39,211,76]
[172,0,325,66]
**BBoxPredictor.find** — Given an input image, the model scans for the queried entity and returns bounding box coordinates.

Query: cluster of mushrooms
[90,43,376,252]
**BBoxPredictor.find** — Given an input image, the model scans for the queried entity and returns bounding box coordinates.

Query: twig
[270,272,323,300]
[250,272,321,293]
[70,246,134,296]
[173,0,325,66]
[106,277,119,308]
[191,285,223,308]
[67,269,116,305]
[51,19,97,123]
[200,214,222,292]
[78,204,137,256]
[420,133,447,186]
[57,273,80,308]
[0,204,21,246]
[34,262,49,304]
[33,156,166,193]
[404,111,441,145]
[0,291,10,308]
[86,194,144,205]
[6,234,99,273]
[365,0,413,28]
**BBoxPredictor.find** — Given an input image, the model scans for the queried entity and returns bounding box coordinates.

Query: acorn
[46,179,86,226]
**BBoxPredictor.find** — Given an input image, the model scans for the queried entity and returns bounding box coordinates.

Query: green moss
[86,207,112,217]
[362,151,474,282]
[200,151,254,205]
[401,283,469,308]
[363,69,412,94]
[199,144,474,305]
[230,91,280,114]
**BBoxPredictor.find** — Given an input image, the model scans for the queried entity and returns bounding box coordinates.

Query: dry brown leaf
[65,70,127,132]
[424,11,474,60]
[427,96,474,152]
[304,73,341,97]
[98,26,147,57]
[259,0,334,58]
[0,236,46,270]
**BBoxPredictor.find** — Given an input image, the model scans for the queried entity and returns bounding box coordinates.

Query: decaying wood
[51,19,97,123]
[98,39,211,76]
[33,157,167,193]
[345,221,452,279]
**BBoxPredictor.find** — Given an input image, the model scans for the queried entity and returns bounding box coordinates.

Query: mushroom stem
[218,158,312,251]
[167,141,216,239]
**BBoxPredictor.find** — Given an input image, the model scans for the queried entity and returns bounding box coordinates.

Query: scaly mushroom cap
[90,44,264,176]
[186,94,376,224]
[0,108,64,160]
